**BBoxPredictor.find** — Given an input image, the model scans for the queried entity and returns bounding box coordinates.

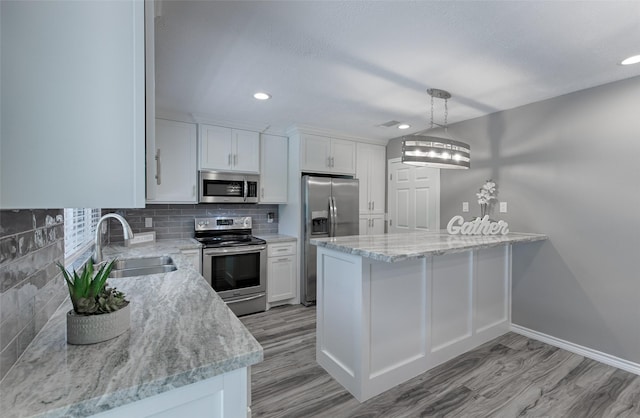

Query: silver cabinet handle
[261,187,264,198]
[192,185,196,197]
[228,153,232,166]
[234,154,238,165]
[155,149,161,185]
[372,201,374,211]
[330,157,335,167]
[277,257,289,262]
[327,156,331,167]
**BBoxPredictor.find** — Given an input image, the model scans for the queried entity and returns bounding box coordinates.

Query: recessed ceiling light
[253,92,271,100]
[398,124,411,130]
[620,55,640,65]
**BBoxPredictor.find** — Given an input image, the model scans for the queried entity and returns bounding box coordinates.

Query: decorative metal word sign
[447,215,509,235]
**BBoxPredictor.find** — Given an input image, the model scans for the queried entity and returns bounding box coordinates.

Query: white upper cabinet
[199,124,259,173]
[147,119,197,203]
[0,0,147,208]
[356,143,386,215]
[300,134,355,175]
[260,134,288,204]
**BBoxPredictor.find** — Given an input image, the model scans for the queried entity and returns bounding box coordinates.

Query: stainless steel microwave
[199,171,259,203]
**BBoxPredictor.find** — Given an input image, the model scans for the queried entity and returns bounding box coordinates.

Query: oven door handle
[225,293,265,304]
[203,245,266,256]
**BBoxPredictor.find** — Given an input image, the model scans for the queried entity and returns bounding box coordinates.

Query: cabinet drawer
[268,242,296,257]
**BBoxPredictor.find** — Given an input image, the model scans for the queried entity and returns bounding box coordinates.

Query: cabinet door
[370,214,385,235]
[1,0,145,209]
[199,124,232,170]
[149,120,197,203]
[300,134,331,172]
[368,144,386,214]
[356,143,370,214]
[359,216,370,235]
[330,138,356,175]
[260,134,288,203]
[268,255,296,302]
[232,129,260,173]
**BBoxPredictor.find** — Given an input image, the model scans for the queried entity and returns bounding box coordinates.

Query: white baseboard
[511,324,640,376]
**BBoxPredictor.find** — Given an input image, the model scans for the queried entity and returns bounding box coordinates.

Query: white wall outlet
[145,217,153,228]
[499,202,508,213]
[462,202,469,213]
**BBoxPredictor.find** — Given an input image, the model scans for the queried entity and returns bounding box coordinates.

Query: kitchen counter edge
[311,231,548,262]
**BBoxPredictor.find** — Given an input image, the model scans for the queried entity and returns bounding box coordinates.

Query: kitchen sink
[109,256,177,278]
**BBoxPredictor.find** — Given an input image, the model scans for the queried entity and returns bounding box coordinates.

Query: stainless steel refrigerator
[301,175,359,305]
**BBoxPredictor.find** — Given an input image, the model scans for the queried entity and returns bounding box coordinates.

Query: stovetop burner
[194,216,266,248]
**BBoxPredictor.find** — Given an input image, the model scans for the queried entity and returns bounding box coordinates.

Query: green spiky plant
[58,260,129,315]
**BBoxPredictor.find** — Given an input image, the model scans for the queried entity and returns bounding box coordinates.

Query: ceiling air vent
[377,120,401,128]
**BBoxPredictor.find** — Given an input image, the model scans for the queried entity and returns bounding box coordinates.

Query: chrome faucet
[93,213,134,264]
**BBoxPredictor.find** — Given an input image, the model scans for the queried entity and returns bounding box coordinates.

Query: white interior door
[387,158,440,233]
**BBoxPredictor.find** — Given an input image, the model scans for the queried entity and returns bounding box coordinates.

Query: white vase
[66,303,130,345]
[480,203,488,218]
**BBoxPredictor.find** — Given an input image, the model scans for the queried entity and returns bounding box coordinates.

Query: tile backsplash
[103,204,279,242]
[0,209,67,380]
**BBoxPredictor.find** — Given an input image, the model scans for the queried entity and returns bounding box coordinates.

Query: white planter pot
[66,303,130,345]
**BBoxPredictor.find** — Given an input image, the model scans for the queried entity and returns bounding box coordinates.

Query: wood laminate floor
[241,305,640,418]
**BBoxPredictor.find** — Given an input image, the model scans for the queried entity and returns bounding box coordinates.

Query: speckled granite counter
[255,233,297,243]
[311,231,547,262]
[1,239,263,418]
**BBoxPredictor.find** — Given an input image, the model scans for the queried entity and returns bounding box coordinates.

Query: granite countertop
[311,231,547,263]
[1,239,263,418]
[255,233,297,243]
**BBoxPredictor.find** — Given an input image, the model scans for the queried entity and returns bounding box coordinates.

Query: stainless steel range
[195,217,267,316]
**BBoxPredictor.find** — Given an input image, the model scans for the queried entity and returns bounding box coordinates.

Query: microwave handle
[243,179,248,202]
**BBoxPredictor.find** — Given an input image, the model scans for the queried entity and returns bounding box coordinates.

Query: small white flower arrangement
[476,179,497,205]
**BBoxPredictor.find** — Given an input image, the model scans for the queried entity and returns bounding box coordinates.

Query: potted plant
[58,260,130,345]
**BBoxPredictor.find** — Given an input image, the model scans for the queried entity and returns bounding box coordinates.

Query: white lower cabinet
[90,367,248,418]
[359,214,385,235]
[267,241,297,305]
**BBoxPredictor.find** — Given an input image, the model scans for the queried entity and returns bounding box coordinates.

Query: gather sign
[447,215,509,235]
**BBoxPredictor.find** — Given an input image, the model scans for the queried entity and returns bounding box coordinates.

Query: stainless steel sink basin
[109,256,176,278]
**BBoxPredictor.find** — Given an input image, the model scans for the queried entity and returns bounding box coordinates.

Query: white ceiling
[154,1,640,143]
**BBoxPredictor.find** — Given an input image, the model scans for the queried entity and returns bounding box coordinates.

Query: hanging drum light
[401,89,470,169]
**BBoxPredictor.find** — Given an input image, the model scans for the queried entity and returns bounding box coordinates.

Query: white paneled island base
[312,232,547,402]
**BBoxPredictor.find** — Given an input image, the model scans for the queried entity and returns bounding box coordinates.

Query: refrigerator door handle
[333,196,338,226]
[329,196,337,237]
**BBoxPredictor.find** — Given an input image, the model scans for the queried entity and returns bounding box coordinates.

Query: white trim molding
[511,324,640,376]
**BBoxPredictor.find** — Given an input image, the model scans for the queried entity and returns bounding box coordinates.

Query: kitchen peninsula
[311,231,547,402]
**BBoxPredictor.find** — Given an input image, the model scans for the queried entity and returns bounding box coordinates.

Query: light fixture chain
[430,94,434,129]
[444,97,448,131]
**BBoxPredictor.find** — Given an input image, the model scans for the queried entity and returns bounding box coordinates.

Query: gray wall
[0,210,67,380]
[103,204,279,242]
[438,76,640,363]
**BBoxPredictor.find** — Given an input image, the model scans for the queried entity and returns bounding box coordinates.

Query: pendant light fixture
[401,89,470,169]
